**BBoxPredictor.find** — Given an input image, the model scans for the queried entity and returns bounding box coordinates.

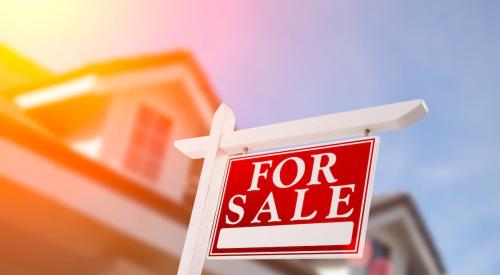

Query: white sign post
[175,99,428,275]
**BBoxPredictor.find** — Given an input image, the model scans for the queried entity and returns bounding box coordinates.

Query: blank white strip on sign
[217,222,354,249]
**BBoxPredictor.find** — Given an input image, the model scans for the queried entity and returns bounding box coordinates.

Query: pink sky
[0,0,362,125]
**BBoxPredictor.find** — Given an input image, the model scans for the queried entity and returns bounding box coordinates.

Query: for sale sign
[208,137,379,259]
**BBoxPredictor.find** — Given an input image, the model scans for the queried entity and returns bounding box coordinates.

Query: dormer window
[124,105,171,182]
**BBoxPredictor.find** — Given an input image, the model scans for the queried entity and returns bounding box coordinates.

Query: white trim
[13,63,215,126]
[15,75,98,109]
[179,69,214,125]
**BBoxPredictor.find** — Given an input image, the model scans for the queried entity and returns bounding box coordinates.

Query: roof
[370,192,445,274]
[2,50,220,110]
[0,100,314,275]
[0,44,52,92]
[1,49,222,141]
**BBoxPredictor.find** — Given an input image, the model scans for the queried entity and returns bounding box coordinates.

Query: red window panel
[124,105,171,182]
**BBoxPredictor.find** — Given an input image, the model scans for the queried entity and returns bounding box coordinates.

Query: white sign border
[207,136,380,260]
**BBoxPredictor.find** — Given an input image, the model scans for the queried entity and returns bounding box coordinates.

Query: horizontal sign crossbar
[175,99,428,159]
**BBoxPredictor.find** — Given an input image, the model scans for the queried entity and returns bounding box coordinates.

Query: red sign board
[208,137,379,259]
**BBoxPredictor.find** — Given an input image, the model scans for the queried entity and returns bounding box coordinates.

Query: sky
[1,0,500,274]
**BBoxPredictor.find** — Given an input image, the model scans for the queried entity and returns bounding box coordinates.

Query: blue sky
[2,0,500,273]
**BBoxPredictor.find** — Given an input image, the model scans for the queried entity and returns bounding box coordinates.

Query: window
[366,240,393,275]
[348,240,394,275]
[124,105,171,182]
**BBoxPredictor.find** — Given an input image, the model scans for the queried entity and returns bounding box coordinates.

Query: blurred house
[0,48,444,275]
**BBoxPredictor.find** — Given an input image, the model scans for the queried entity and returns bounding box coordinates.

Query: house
[2,51,222,205]
[0,50,444,275]
[309,194,445,275]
